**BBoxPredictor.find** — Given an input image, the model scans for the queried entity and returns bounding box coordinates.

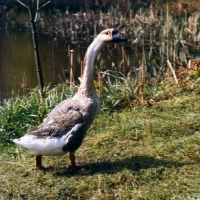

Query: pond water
[0,8,199,101]
[0,27,134,100]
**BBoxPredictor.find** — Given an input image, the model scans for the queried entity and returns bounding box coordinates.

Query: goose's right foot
[34,155,45,170]
[69,152,92,175]
[69,152,77,173]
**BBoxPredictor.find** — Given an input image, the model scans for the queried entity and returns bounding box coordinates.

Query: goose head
[95,28,127,44]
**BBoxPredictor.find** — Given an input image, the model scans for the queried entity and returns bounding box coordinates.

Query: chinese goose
[13,29,127,174]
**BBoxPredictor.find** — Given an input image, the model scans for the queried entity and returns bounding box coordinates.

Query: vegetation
[0,85,74,143]
[2,0,200,96]
[0,60,200,199]
[0,1,200,199]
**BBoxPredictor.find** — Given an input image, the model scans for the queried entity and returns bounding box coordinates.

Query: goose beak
[112,30,127,43]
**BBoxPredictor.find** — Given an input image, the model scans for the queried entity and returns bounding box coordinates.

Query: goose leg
[34,155,45,170]
[69,152,77,173]
[69,152,92,175]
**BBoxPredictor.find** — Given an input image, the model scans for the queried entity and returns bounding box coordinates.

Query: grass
[0,69,200,199]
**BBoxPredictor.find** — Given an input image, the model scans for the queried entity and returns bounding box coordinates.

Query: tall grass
[1,60,199,145]
[0,85,74,144]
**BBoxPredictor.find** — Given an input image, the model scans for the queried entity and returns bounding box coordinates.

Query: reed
[2,2,200,102]
[98,69,103,100]
[80,60,83,77]
[69,50,74,89]
[167,60,178,84]
[166,2,169,76]
[121,46,125,76]
[121,46,126,100]
[22,71,27,94]
[0,61,199,143]
[140,37,145,105]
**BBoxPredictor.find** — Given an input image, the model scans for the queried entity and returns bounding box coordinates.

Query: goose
[13,29,127,174]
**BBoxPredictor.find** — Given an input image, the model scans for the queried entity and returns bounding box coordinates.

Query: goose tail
[13,135,34,149]
[13,138,23,145]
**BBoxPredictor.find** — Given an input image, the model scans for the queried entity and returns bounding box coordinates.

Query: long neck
[78,39,104,97]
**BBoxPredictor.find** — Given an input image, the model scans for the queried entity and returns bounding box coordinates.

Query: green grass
[0,77,200,199]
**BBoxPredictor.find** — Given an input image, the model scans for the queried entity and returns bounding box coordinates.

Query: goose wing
[28,98,86,138]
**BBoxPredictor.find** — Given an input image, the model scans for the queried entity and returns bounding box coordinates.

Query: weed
[0,73,199,199]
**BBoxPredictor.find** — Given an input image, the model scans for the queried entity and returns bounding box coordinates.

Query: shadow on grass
[54,156,188,176]
[90,156,184,173]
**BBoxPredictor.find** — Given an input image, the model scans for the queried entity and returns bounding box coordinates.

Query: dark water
[0,28,131,100]
[0,30,35,96]
[1,15,199,100]
[1,2,200,101]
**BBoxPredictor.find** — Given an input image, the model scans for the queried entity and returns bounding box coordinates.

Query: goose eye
[106,32,109,35]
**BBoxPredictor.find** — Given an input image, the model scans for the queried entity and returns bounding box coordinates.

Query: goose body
[14,94,100,156]
[13,29,127,173]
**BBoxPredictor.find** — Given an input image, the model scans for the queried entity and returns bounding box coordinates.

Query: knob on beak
[112,30,127,43]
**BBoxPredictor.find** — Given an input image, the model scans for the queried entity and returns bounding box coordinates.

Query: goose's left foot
[35,155,45,170]
[69,153,92,175]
